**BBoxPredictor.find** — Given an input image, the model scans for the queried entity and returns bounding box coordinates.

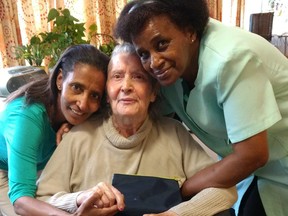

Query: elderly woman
[35,43,237,216]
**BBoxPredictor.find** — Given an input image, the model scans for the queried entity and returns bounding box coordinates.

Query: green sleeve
[4,100,55,204]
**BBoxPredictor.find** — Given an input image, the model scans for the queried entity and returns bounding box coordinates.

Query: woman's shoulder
[59,115,105,150]
[5,96,46,117]
[202,18,281,62]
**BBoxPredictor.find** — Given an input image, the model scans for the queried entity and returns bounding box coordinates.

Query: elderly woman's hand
[76,182,125,210]
[73,193,120,216]
[143,211,178,216]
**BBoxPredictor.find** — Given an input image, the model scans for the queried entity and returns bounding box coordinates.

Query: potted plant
[88,23,117,57]
[15,8,116,69]
[14,35,49,67]
[43,8,93,67]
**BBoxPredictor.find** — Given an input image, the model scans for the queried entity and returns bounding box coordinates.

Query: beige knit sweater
[36,116,237,215]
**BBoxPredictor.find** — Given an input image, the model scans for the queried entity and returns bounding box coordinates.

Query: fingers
[76,194,119,216]
[56,123,72,145]
[76,182,125,214]
[82,192,101,207]
[93,182,118,208]
[111,185,125,211]
[76,185,114,208]
[76,190,99,207]
[91,182,125,212]
[97,205,119,216]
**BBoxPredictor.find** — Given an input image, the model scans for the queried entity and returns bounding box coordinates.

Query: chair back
[249,12,274,41]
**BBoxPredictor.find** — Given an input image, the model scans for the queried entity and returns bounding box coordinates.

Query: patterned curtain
[0,0,127,68]
[0,0,21,67]
[207,0,223,21]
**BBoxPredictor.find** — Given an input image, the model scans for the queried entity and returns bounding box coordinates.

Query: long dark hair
[6,44,110,117]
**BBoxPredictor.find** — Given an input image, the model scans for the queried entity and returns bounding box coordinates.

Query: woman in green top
[0,44,109,216]
[114,0,288,215]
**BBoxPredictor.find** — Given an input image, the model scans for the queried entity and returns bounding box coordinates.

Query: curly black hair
[114,0,209,43]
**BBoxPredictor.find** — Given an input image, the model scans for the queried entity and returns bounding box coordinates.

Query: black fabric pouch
[112,173,182,216]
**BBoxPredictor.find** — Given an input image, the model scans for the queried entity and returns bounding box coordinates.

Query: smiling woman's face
[106,53,156,122]
[56,63,106,125]
[132,15,197,86]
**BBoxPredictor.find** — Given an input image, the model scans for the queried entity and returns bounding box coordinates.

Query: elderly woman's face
[107,53,156,120]
[132,15,197,86]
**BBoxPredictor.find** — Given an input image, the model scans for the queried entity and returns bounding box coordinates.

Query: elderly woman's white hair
[110,42,137,57]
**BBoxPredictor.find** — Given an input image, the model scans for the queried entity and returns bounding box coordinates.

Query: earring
[191,39,195,43]
[58,85,61,90]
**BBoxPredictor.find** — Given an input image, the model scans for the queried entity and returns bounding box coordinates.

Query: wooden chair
[249,12,274,41]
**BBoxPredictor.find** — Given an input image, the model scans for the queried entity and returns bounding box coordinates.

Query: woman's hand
[76,182,125,210]
[73,193,120,216]
[144,211,178,216]
[56,123,73,145]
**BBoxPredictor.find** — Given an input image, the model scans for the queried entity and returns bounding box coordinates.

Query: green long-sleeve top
[0,97,56,204]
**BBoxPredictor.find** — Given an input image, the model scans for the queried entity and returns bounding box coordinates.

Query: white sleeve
[46,191,82,213]
[170,187,237,216]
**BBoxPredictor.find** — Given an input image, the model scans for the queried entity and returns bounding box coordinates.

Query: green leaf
[89,23,97,32]
[69,15,79,22]
[47,8,59,22]
[62,8,70,17]
[30,35,41,44]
